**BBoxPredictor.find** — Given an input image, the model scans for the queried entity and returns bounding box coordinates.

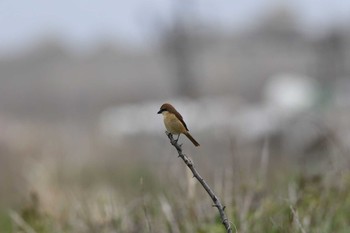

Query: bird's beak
[157,109,162,114]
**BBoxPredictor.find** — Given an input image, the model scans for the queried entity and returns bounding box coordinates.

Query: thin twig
[166,132,233,233]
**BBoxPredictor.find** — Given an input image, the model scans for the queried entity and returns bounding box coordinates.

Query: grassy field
[1,157,350,233]
[0,124,349,233]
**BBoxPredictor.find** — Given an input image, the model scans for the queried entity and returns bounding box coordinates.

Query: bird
[157,103,200,147]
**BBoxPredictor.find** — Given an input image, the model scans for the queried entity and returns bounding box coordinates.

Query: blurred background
[1,0,350,232]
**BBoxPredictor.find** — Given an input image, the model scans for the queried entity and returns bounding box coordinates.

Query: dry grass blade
[9,210,37,233]
[290,204,307,233]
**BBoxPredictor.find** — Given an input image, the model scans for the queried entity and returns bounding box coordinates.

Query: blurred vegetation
[1,158,350,233]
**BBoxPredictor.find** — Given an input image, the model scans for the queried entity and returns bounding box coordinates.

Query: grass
[1,162,350,233]
[0,124,348,233]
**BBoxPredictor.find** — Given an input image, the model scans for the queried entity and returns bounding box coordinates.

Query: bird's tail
[184,132,200,147]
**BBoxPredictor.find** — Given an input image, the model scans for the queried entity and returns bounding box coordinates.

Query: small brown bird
[157,103,200,146]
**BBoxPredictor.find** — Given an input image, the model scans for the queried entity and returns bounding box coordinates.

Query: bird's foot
[174,134,181,143]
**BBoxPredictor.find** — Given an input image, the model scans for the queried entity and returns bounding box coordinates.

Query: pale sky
[0,0,349,54]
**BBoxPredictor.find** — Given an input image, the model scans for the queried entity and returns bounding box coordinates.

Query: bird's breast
[163,112,187,134]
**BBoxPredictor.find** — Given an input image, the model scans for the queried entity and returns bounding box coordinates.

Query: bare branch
[166,132,233,233]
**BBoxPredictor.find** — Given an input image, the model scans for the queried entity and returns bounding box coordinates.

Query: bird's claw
[174,134,181,143]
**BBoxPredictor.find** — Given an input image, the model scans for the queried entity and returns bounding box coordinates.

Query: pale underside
[162,111,187,135]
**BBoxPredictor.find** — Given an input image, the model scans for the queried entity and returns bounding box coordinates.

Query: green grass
[0,210,12,232]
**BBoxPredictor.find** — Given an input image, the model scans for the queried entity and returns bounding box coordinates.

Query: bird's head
[157,103,174,114]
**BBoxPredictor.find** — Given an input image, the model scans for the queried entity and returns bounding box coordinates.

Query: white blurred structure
[264,74,318,114]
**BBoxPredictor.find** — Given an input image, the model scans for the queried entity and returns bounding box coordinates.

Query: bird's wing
[173,109,189,131]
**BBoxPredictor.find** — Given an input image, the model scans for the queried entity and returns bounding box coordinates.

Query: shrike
[157,103,200,147]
